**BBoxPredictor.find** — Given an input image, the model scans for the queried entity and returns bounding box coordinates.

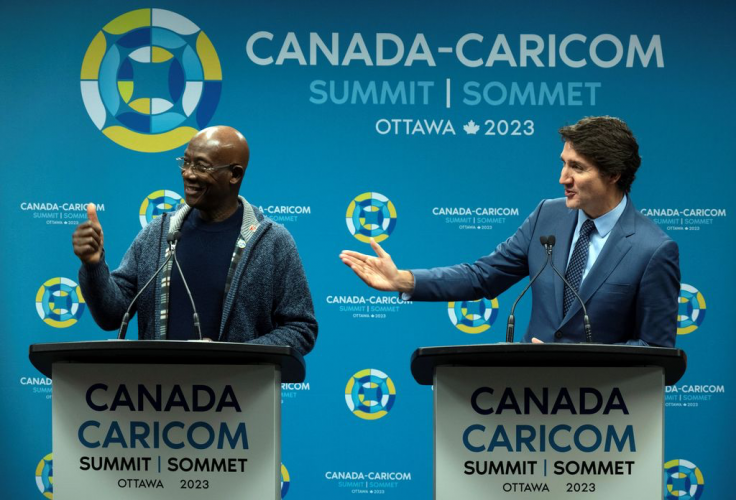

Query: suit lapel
[560,201,637,326]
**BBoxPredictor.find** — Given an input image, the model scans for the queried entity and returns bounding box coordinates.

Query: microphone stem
[117,250,174,339]
[172,252,203,340]
[118,313,130,340]
[505,247,552,343]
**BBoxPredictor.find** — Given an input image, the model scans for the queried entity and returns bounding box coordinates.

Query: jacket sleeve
[408,201,545,302]
[247,230,318,355]
[633,238,680,347]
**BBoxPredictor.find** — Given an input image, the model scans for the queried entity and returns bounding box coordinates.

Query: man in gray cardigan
[72,126,317,355]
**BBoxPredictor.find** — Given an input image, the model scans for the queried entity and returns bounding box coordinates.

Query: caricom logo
[664,459,704,500]
[677,284,706,335]
[81,8,222,153]
[345,369,396,420]
[281,463,290,498]
[448,298,499,334]
[35,453,53,499]
[346,192,397,243]
[36,278,85,328]
[139,190,184,227]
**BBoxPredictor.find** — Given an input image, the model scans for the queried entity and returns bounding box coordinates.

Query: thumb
[87,203,99,225]
[370,237,388,258]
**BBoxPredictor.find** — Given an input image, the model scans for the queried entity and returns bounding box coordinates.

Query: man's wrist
[395,270,415,294]
[81,251,106,272]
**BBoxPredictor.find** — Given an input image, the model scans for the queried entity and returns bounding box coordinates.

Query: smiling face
[559,142,623,219]
[181,127,248,222]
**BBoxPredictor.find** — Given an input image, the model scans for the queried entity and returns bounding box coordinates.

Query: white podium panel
[52,363,280,499]
[435,366,663,499]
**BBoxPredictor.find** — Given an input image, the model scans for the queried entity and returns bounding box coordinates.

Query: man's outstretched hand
[340,238,414,293]
[72,203,104,265]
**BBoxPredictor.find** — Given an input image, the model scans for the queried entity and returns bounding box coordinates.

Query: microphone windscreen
[547,235,556,246]
[539,235,548,246]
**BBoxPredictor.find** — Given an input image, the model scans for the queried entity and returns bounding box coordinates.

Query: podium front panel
[435,366,663,499]
[52,363,280,500]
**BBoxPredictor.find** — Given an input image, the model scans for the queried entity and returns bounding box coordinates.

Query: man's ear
[608,173,621,185]
[230,165,245,185]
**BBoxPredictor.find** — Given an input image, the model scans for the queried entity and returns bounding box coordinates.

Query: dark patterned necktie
[563,219,595,316]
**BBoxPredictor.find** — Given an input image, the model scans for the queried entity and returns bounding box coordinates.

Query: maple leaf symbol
[463,120,480,135]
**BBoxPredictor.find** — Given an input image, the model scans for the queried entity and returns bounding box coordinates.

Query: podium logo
[345,369,396,420]
[139,190,184,227]
[36,278,85,328]
[35,453,53,499]
[664,459,704,500]
[448,298,499,334]
[677,284,706,335]
[346,192,397,243]
[281,463,290,498]
[80,8,222,152]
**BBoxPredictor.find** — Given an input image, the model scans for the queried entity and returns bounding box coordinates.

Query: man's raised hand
[72,203,104,265]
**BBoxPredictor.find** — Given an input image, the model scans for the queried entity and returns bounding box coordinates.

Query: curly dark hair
[559,116,641,194]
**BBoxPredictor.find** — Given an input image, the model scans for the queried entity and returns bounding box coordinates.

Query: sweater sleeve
[78,220,162,332]
[78,247,139,331]
[247,228,318,355]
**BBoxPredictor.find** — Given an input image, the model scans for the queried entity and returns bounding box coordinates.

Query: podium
[30,340,305,500]
[411,343,686,500]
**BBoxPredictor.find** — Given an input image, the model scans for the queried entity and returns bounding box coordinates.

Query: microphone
[505,236,553,342]
[545,235,593,343]
[117,232,179,339]
[169,231,203,340]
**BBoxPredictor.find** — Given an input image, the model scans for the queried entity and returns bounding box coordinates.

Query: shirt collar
[577,195,627,237]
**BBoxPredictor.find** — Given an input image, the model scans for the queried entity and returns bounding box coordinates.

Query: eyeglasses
[176,157,238,175]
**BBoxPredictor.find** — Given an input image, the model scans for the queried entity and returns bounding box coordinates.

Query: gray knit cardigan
[79,198,317,355]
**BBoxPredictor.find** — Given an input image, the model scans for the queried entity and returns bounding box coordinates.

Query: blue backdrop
[2,1,734,498]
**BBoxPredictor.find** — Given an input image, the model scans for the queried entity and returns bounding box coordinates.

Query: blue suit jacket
[410,198,680,347]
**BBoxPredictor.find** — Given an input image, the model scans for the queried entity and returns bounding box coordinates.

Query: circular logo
[35,453,53,499]
[281,463,290,498]
[664,459,704,500]
[81,8,222,152]
[677,284,706,335]
[36,278,85,328]
[448,298,499,334]
[139,189,184,226]
[345,369,396,420]
[346,192,397,243]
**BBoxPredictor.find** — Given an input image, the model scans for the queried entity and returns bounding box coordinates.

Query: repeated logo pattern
[664,459,704,499]
[677,284,706,335]
[281,463,290,498]
[35,453,53,499]
[139,189,184,227]
[345,369,396,420]
[81,8,222,152]
[35,278,85,328]
[448,298,499,334]
[346,192,397,243]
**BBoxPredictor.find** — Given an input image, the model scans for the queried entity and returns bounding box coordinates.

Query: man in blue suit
[340,116,679,347]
